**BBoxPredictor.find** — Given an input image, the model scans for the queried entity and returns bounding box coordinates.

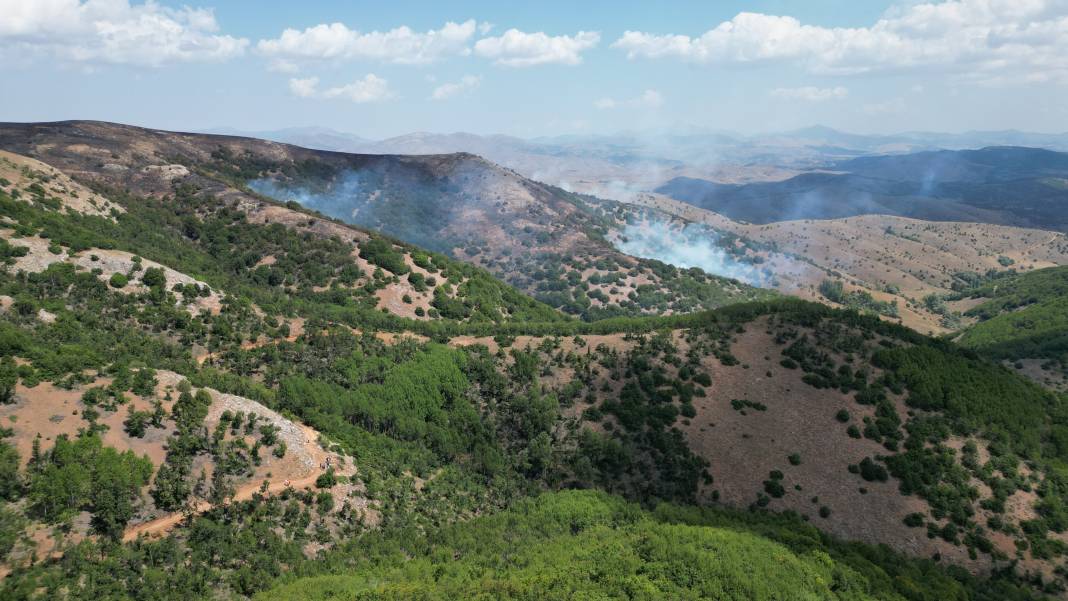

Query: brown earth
[0,149,122,218]
[0,368,359,563]
[679,319,987,570]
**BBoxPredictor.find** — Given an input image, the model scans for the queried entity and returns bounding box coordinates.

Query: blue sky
[2,0,1067,138]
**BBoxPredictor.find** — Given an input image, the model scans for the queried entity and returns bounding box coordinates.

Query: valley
[0,121,1065,600]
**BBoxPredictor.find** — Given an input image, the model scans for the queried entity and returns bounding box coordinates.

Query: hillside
[257,490,1030,601]
[443,300,1068,585]
[0,120,771,321]
[603,191,1068,334]
[0,127,1060,600]
[657,147,1068,232]
[953,266,1068,390]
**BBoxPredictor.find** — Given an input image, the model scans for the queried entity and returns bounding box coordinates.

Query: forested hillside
[0,134,1062,600]
[949,266,1068,390]
[956,266,1068,359]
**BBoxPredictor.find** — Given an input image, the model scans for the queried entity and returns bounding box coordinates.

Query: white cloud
[611,1,1068,83]
[474,29,600,66]
[595,89,664,109]
[632,89,664,108]
[288,76,320,98]
[258,20,479,65]
[770,86,848,101]
[863,97,907,114]
[431,74,481,100]
[288,74,392,103]
[0,0,248,66]
[267,59,299,74]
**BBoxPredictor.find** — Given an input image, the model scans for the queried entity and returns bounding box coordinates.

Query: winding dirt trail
[122,469,329,542]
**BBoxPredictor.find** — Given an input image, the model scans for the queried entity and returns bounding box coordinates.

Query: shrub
[859,457,888,482]
[109,273,128,288]
[359,237,409,275]
[904,513,925,528]
[315,468,337,489]
[140,267,166,288]
[763,479,785,498]
[123,408,150,438]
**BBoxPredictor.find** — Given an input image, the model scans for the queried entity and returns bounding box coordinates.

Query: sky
[1,0,1067,139]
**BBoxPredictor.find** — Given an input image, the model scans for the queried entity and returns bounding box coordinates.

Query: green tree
[0,441,20,501]
[131,367,157,397]
[140,266,166,289]
[109,272,129,288]
[123,407,149,438]
[0,356,17,404]
[90,447,153,539]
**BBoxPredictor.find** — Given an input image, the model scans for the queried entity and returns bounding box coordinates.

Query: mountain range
[656,146,1068,231]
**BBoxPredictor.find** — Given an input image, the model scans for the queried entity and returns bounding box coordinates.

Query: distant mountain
[202,126,370,153]
[657,146,1068,231]
[201,126,1068,209]
[897,129,1068,151]
[208,124,1068,163]
[754,125,1068,153]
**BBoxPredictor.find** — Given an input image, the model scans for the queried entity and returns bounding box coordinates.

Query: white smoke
[613,219,769,285]
[248,173,371,220]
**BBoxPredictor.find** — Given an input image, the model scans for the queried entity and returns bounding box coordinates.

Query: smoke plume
[613,219,771,286]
